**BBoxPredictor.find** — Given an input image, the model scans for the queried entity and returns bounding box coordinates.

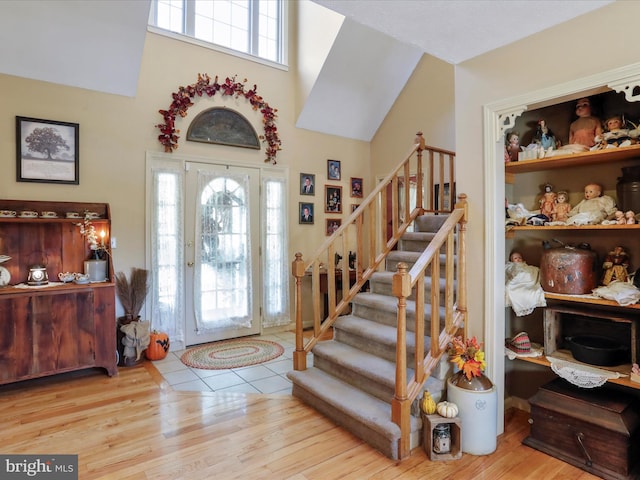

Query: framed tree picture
[16,116,79,184]
[325,185,342,213]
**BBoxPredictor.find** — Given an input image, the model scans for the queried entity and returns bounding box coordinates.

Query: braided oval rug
[180,338,284,370]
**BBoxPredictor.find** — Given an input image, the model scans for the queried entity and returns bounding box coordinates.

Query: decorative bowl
[58,272,75,283]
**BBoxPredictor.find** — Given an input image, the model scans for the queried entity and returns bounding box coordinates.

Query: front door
[184,163,260,345]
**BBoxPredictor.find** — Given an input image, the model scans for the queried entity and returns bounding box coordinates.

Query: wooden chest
[524,379,640,480]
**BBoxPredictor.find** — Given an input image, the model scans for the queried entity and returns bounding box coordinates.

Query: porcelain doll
[539,183,556,220]
[601,246,630,285]
[565,183,616,225]
[625,210,637,224]
[593,114,638,149]
[551,191,571,223]
[505,131,520,163]
[568,97,602,148]
[505,252,546,316]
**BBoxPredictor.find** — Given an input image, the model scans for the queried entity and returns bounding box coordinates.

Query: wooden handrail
[291,137,463,460]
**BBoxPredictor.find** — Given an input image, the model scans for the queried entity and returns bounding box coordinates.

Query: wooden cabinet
[0,200,117,384]
[505,143,640,391]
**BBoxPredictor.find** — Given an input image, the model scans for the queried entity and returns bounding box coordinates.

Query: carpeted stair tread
[312,340,410,392]
[387,250,447,264]
[414,214,449,232]
[334,315,431,353]
[368,271,456,292]
[287,367,421,458]
[351,291,445,324]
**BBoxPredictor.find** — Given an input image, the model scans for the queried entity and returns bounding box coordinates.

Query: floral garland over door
[156,74,281,164]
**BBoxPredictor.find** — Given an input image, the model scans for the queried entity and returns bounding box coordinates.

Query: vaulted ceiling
[0,0,615,141]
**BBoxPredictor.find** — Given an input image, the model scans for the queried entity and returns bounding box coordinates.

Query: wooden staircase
[288,138,468,460]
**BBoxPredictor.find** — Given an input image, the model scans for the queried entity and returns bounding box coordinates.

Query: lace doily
[548,357,625,388]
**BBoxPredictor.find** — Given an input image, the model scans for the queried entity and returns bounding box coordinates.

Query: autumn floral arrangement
[156,73,281,164]
[447,335,487,380]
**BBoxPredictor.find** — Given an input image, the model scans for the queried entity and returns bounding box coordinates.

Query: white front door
[184,162,261,345]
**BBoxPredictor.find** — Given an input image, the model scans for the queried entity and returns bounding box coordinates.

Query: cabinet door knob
[187,262,194,267]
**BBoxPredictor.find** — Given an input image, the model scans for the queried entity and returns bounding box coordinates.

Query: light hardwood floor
[0,363,599,479]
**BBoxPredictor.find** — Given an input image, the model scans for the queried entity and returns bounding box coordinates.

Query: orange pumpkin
[146,330,170,360]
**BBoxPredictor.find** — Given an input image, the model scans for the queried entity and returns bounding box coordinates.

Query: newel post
[391,262,412,458]
[291,252,307,370]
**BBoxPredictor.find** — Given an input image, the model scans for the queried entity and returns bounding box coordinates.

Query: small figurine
[615,210,626,224]
[625,210,637,224]
[505,131,520,163]
[565,183,616,225]
[509,251,524,263]
[539,183,556,220]
[551,190,571,223]
[569,97,602,148]
[601,246,630,285]
[534,120,556,150]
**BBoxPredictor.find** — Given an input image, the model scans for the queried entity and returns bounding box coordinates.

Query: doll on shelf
[505,251,546,317]
[551,190,571,223]
[539,183,556,220]
[626,210,637,224]
[564,183,616,225]
[593,114,638,150]
[534,120,557,150]
[505,131,520,163]
[568,97,602,148]
[601,246,630,285]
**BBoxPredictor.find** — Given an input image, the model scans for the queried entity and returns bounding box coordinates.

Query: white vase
[446,372,498,455]
[84,259,107,282]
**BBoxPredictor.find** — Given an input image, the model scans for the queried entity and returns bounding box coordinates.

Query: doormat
[180,338,285,370]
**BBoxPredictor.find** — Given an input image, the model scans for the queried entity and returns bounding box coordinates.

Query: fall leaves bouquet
[447,335,486,380]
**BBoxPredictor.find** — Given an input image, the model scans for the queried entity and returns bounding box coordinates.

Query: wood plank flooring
[0,363,599,479]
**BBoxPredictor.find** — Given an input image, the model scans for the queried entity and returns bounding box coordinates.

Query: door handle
[187,262,194,267]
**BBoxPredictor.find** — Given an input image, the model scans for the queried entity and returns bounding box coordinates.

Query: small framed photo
[327,159,341,180]
[300,173,315,195]
[16,116,79,184]
[325,185,342,213]
[350,177,363,198]
[351,204,359,213]
[326,219,341,236]
[299,202,314,224]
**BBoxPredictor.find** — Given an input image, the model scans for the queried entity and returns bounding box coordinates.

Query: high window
[149,0,285,65]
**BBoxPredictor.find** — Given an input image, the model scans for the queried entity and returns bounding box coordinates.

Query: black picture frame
[300,173,315,196]
[299,202,314,224]
[325,185,342,213]
[434,182,456,211]
[350,177,363,198]
[327,159,341,180]
[16,116,79,184]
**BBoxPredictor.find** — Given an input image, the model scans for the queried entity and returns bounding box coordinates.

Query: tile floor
[150,330,312,395]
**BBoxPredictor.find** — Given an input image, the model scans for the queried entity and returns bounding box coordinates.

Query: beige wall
[371,53,455,176]
[0,28,371,318]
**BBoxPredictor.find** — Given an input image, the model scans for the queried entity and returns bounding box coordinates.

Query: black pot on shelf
[616,165,640,214]
[565,335,629,367]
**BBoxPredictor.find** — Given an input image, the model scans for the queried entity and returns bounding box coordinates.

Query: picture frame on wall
[434,182,456,211]
[300,173,315,195]
[350,177,363,198]
[326,219,341,236]
[325,185,342,213]
[16,116,80,185]
[351,204,359,213]
[299,202,314,224]
[327,159,341,180]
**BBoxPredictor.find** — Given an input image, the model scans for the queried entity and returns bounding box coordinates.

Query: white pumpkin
[436,401,458,418]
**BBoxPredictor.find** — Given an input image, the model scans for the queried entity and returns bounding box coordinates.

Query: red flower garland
[156,73,281,164]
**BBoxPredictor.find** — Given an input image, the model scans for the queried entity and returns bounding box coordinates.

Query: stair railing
[391,195,467,459]
[291,135,458,371]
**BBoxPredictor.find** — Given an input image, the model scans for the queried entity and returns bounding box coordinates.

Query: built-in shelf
[544,292,640,310]
[505,144,640,176]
